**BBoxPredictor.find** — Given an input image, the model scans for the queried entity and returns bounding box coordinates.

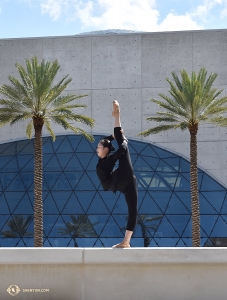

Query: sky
[0,0,227,39]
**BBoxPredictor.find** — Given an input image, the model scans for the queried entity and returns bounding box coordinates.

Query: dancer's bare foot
[112,100,120,117]
[112,242,131,248]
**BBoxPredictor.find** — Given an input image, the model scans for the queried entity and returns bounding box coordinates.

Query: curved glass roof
[0,135,226,247]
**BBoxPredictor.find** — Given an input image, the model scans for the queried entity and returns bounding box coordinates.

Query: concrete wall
[0,29,227,186]
[1,248,227,300]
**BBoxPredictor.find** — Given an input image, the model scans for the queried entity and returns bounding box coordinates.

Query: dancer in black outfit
[96,100,138,248]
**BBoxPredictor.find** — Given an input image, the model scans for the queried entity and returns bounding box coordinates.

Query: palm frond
[26,120,34,139]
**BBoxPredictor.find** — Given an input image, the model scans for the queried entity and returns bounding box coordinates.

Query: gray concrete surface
[0,29,227,186]
[1,248,227,300]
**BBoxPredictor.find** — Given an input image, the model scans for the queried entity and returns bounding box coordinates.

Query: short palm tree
[138,68,227,247]
[58,215,98,247]
[0,57,95,247]
[1,215,33,246]
[137,215,162,247]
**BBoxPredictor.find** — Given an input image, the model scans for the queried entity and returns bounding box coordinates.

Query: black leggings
[114,127,138,232]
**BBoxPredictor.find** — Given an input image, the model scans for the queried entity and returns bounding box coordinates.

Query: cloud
[74,0,201,32]
[34,0,227,32]
[40,0,68,21]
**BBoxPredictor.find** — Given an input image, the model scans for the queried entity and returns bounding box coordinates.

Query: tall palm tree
[1,215,33,246]
[138,68,227,247]
[0,57,95,247]
[58,215,98,247]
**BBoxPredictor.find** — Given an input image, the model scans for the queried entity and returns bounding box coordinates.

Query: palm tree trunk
[33,117,44,247]
[190,130,200,247]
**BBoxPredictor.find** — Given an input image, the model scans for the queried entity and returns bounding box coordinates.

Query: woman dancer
[96,100,138,248]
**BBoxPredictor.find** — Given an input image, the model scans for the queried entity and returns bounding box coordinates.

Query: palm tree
[58,215,98,247]
[0,57,95,247]
[1,215,33,246]
[137,215,162,247]
[138,68,227,247]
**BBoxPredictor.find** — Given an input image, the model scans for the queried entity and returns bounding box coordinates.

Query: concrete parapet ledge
[0,247,227,264]
[1,248,227,300]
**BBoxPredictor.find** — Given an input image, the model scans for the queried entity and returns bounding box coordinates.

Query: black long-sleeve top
[96,135,127,191]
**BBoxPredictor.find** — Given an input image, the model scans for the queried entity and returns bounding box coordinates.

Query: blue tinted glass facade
[0,135,226,247]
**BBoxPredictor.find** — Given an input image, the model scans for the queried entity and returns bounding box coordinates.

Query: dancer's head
[96,139,115,158]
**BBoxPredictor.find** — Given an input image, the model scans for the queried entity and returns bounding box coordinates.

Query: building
[0,29,227,247]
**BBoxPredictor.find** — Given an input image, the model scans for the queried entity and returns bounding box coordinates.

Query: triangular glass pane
[42,138,54,154]
[174,174,190,191]
[0,196,10,214]
[75,172,96,190]
[181,218,191,237]
[76,137,95,153]
[16,139,33,155]
[43,238,52,247]
[221,194,227,213]
[50,191,71,213]
[88,215,109,236]
[201,174,225,191]
[200,193,218,214]
[1,143,16,155]
[44,155,61,171]
[86,171,101,189]
[175,191,191,211]
[43,172,58,190]
[0,215,11,230]
[157,160,178,173]
[55,153,73,170]
[140,145,159,158]
[133,156,152,171]
[154,216,179,237]
[20,172,33,190]
[138,195,162,214]
[61,193,84,214]
[161,172,179,189]
[4,192,24,213]
[136,171,154,189]
[162,157,180,171]
[149,173,171,190]
[56,137,74,153]
[51,136,66,152]
[128,141,146,154]
[66,135,82,151]
[17,155,33,171]
[64,154,83,171]
[100,216,124,237]
[52,173,72,190]
[43,215,59,236]
[43,191,59,214]
[0,156,13,169]
[112,215,128,233]
[176,239,188,247]
[93,239,104,247]
[77,192,95,212]
[151,191,171,212]
[179,158,190,172]
[112,193,128,214]
[15,193,33,214]
[154,237,178,246]
[4,157,19,172]
[200,215,218,236]
[0,142,14,155]
[210,216,227,237]
[95,191,117,212]
[153,146,174,159]
[166,215,191,236]
[87,193,109,214]
[76,153,93,169]
[46,215,64,237]
[202,191,226,213]
[166,193,190,214]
